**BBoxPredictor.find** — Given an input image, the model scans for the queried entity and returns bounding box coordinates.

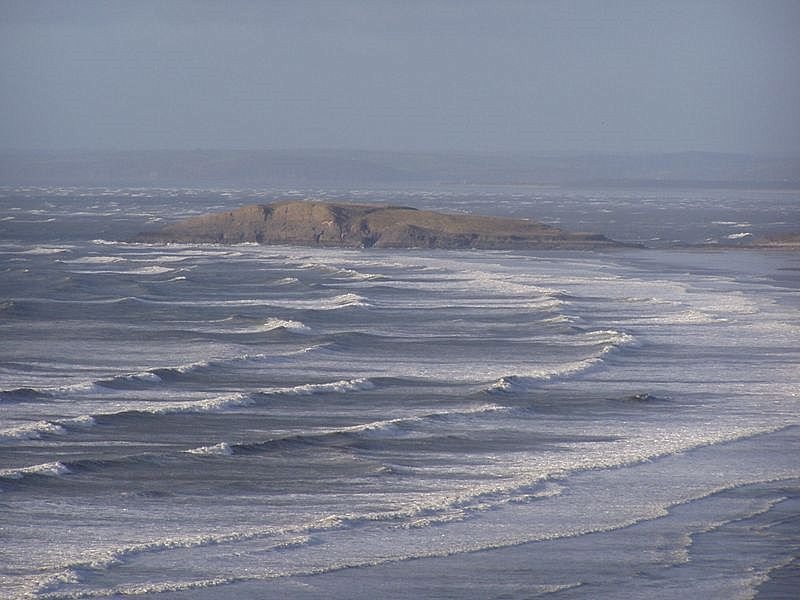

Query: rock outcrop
[748,233,800,250]
[134,200,626,250]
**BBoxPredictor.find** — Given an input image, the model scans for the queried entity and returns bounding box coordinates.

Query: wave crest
[278,377,376,396]
[257,319,312,334]
[0,461,71,480]
[0,420,65,442]
[184,442,234,456]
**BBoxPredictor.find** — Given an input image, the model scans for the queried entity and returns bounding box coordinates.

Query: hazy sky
[1,0,798,155]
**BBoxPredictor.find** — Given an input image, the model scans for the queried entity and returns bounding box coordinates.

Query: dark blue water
[1,186,798,599]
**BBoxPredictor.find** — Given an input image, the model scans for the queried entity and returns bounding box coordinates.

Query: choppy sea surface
[1,186,799,599]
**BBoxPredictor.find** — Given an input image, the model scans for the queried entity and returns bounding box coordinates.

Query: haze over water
[1,1,799,156]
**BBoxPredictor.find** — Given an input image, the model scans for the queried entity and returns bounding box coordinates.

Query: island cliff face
[135,200,624,250]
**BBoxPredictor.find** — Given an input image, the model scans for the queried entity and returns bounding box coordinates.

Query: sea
[1,185,799,599]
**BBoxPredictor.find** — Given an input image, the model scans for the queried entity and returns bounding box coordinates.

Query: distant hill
[2,149,798,188]
[134,200,626,250]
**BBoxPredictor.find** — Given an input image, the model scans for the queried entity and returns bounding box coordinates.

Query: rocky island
[134,200,626,250]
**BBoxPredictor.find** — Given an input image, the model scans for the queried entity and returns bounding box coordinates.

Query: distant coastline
[745,233,800,250]
[2,149,798,189]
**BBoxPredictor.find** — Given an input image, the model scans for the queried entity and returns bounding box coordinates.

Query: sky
[1,0,798,155]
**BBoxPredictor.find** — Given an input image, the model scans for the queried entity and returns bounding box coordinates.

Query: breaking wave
[60,256,125,264]
[0,461,71,480]
[132,378,376,416]
[254,318,312,334]
[184,442,234,456]
[19,246,71,255]
[278,377,375,396]
[134,393,255,415]
[0,416,95,443]
[488,328,636,392]
[0,420,65,442]
[1,345,328,400]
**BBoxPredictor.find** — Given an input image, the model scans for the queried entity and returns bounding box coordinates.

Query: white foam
[297,263,381,280]
[71,265,177,276]
[321,293,370,309]
[646,309,723,325]
[184,442,234,456]
[727,232,753,240]
[35,573,237,598]
[541,314,580,324]
[21,372,158,400]
[0,420,65,442]
[0,461,70,480]
[73,531,312,574]
[20,246,70,255]
[167,359,214,374]
[53,381,105,395]
[335,403,507,438]
[128,265,175,275]
[121,371,163,384]
[61,256,125,264]
[159,347,309,375]
[62,415,96,428]
[130,255,190,263]
[143,393,254,415]
[489,357,603,392]
[582,329,637,348]
[279,377,376,396]
[97,371,163,386]
[32,568,82,596]
[256,319,312,334]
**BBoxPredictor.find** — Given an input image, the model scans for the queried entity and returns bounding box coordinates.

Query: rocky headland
[134,200,627,250]
[747,233,800,250]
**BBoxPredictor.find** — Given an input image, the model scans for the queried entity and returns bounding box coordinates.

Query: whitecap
[20,246,70,255]
[62,415,96,428]
[142,393,254,415]
[278,377,376,396]
[184,442,234,456]
[129,255,190,263]
[647,309,723,325]
[0,461,70,480]
[256,318,312,334]
[0,420,65,442]
[61,256,125,264]
[120,371,163,384]
[489,375,533,393]
[583,329,638,352]
[161,359,214,375]
[95,371,163,388]
[128,265,175,275]
[488,358,604,392]
[53,381,105,395]
[324,292,370,309]
[273,277,299,285]
[71,265,177,276]
[32,568,82,596]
